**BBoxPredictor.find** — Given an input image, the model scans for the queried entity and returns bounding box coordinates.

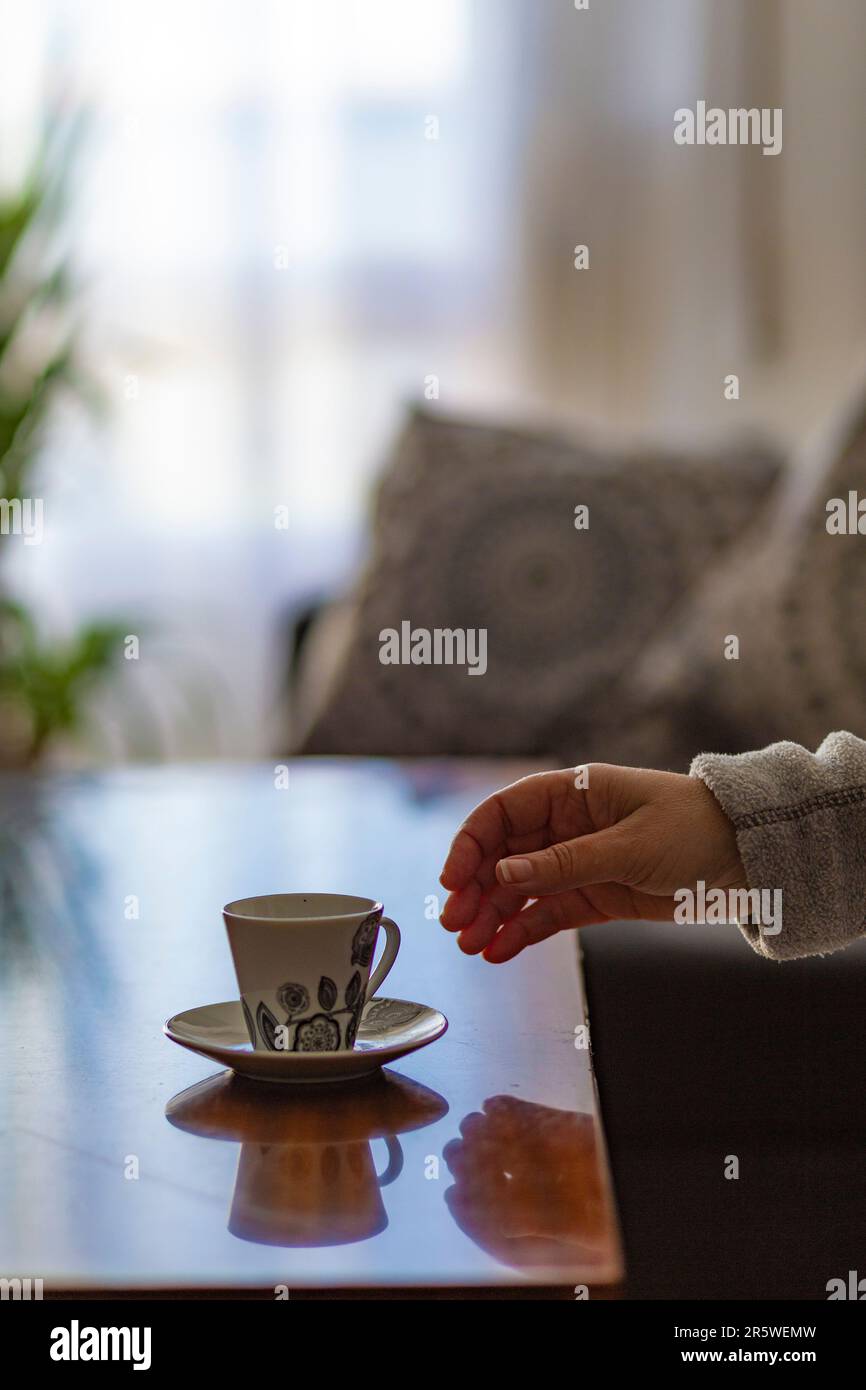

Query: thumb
[496,827,633,895]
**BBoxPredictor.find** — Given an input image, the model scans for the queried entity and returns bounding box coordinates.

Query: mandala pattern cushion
[295,407,782,757]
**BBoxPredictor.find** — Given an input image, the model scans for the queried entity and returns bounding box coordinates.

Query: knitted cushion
[296,407,782,756]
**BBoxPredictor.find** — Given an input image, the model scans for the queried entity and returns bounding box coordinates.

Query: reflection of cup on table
[230,1135,402,1246]
[165,1069,448,1250]
[224,893,401,1053]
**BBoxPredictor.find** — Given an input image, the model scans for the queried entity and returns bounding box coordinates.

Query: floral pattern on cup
[256,1001,280,1050]
[254,970,368,1053]
[351,912,380,969]
[277,982,309,1016]
[293,1013,342,1052]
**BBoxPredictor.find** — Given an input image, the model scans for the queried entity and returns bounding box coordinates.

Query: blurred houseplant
[0,129,126,767]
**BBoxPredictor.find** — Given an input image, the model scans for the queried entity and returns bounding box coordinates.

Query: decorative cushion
[617,366,866,768]
[295,407,782,757]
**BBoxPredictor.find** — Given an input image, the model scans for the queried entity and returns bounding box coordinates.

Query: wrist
[693,777,748,891]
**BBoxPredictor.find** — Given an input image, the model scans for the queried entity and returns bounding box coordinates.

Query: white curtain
[509,0,866,453]
[3,0,866,758]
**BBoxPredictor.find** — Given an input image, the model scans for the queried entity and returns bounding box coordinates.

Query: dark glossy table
[0,759,622,1295]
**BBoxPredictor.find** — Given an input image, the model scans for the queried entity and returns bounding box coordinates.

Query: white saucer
[164,996,448,1084]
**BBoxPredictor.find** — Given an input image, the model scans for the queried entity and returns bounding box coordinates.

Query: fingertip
[481,928,508,963]
[438,899,464,931]
[483,915,530,964]
[439,864,460,891]
[482,940,520,964]
[440,828,483,891]
[439,899,469,931]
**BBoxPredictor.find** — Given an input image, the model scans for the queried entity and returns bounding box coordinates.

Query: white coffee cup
[223,893,401,1054]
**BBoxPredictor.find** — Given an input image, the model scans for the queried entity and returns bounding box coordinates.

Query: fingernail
[499,857,532,884]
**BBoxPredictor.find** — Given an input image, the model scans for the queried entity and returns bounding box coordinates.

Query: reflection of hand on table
[443,1095,611,1273]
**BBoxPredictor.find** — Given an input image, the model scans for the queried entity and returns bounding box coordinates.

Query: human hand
[439,764,746,962]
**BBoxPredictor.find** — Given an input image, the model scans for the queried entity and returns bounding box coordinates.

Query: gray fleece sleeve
[690,732,866,961]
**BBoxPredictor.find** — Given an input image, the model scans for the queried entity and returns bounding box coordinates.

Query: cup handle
[367,916,400,999]
[374,1135,404,1187]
